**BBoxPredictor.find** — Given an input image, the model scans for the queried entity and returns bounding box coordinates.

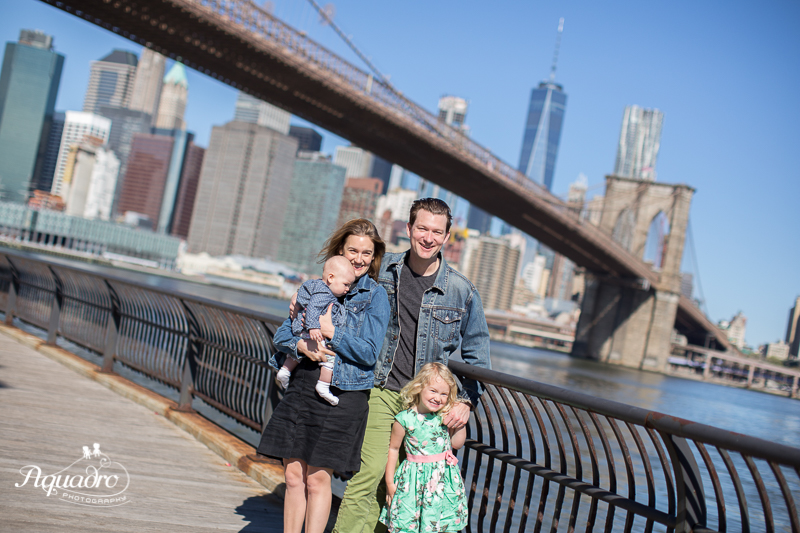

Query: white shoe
[316,380,339,406]
[276,367,291,390]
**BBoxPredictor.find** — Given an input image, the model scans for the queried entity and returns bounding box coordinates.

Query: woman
[257,219,390,533]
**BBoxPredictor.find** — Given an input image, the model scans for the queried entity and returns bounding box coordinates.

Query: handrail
[0,247,797,532]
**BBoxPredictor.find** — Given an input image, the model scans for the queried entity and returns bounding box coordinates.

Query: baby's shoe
[316,380,339,406]
[276,367,291,390]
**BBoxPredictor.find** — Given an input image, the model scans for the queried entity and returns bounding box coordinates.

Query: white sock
[276,367,291,390]
[316,380,339,406]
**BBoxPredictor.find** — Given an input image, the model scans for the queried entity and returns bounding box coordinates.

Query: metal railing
[1,247,797,533]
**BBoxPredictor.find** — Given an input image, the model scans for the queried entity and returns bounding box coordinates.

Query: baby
[275,255,355,405]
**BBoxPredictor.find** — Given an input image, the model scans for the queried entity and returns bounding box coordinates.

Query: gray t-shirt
[384,256,438,392]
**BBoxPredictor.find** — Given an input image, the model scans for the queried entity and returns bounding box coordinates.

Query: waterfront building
[461,233,524,311]
[116,129,201,234]
[50,112,111,199]
[288,125,322,152]
[334,145,373,179]
[27,190,65,211]
[375,187,417,224]
[614,105,664,181]
[82,50,138,115]
[337,177,382,228]
[62,141,119,220]
[187,120,297,258]
[275,152,346,275]
[786,296,800,358]
[128,48,166,122]
[546,252,575,302]
[234,92,291,134]
[115,133,173,228]
[169,141,205,240]
[155,62,188,130]
[719,312,747,351]
[0,201,180,265]
[35,112,66,193]
[762,340,790,361]
[96,106,152,208]
[0,30,64,203]
[522,255,547,296]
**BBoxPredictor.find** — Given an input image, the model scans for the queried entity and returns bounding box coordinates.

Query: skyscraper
[82,50,138,115]
[35,111,65,193]
[115,133,174,227]
[288,125,322,152]
[614,105,664,181]
[0,30,64,203]
[517,19,567,191]
[155,62,188,130]
[461,234,524,311]
[337,177,383,228]
[187,121,297,258]
[128,48,166,121]
[786,296,800,359]
[169,141,205,240]
[234,91,291,134]
[276,152,347,275]
[50,112,111,198]
[62,141,119,220]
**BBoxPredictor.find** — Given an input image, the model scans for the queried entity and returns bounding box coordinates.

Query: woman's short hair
[409,198,453,233]
[318,218,386,281]
[401,362,459,417]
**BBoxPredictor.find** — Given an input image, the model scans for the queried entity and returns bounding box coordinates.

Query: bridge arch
[643,210,670,270]
[612,208,636,251]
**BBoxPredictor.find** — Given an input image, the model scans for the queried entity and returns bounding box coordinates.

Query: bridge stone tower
[572,176,694,370]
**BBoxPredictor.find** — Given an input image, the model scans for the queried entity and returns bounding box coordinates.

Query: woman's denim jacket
[375,251,491,405]
[271,272,390,391]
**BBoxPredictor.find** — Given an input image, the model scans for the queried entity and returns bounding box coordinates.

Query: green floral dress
[379,409,468,532]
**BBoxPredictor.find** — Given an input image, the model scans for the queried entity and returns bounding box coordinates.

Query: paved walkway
[0,334,284,532]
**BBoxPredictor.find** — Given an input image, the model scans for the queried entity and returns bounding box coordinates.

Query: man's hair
[408,198,452,233]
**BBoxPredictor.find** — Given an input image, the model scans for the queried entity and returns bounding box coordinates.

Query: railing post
[662,433,707,532]
[177,302,201,412]
[4,258,18,326]
[46,267,62,345]
[100,280,120,373]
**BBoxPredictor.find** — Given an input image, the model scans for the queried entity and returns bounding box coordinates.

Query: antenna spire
[549,18,564,82]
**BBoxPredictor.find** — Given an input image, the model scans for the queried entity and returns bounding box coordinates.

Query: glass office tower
[0,30,64,203]
[517,80,567,191]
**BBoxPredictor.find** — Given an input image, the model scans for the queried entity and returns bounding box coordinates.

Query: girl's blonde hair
[401,363,459,417]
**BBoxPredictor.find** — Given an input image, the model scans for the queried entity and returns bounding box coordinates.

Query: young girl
[380,363,469,532]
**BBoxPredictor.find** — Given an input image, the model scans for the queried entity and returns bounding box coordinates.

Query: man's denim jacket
[375,251,491,405]
[271,273,390,391]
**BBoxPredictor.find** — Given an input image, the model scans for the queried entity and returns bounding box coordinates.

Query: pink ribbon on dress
[406,449,458,466]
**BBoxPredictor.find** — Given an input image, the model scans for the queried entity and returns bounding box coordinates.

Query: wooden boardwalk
[0,334,284,532]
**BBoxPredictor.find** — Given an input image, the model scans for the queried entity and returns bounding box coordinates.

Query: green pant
[334,386,405,533]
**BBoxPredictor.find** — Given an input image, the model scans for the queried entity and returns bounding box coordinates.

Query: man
[334,198,491,533]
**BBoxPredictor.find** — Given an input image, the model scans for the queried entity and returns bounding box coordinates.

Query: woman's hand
[385,482,397,505]
[319,304,336,339]
[296,339,335,363]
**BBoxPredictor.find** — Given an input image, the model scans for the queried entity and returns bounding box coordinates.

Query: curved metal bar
[510,390,537,533]
[553,403,583,532]
[768,462,799,533]
[694,441,726,532]
[743,455,774,533]
[483,386,510,532]
[570,407,600,532]
[523,394,552,533]
[624,422,656,533]
[719,448,750,533]
[538,399,567,532]
[645,427,676,525]
[494,386,523,533]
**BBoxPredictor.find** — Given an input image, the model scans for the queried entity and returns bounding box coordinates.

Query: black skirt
[257,358,370,472]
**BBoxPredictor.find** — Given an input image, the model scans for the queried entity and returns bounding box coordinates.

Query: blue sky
[1,0,798,347]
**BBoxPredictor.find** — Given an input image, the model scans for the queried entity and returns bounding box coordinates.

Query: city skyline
[0,0,798,347]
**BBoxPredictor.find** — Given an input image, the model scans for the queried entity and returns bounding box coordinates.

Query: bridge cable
[686,219,709,315]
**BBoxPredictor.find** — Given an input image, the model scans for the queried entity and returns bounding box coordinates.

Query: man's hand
[296,339,335,363]
[442,402,470,430]
[319,304,335,339]
[308,328,324,343]
[288,292,299,320]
